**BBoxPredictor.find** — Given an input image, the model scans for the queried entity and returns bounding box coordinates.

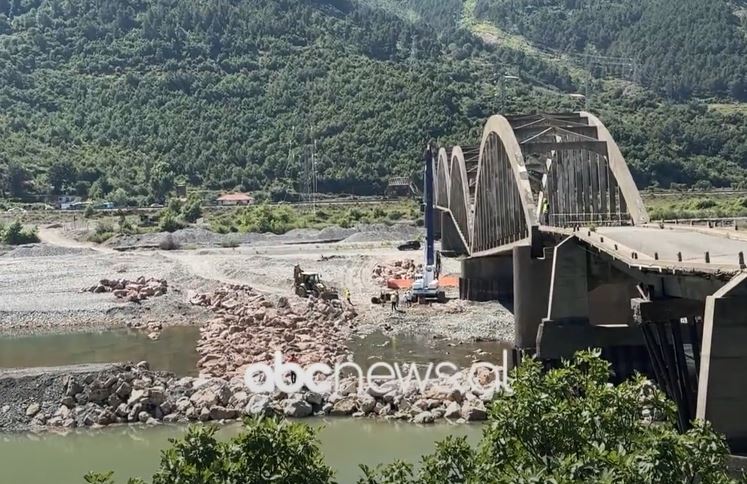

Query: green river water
[0,419,483,483]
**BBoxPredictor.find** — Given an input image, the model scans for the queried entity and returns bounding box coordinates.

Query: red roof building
[216,192,254,206]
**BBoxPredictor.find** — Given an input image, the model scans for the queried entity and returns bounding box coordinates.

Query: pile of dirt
[5,244,95,258]
[343,223,421,243]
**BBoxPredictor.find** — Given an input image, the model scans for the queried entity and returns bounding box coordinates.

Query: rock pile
[372,259,421,286]
[36,362,255,429]
[190,285,357,378]
[82,276,168,303]
[32,362,495,430]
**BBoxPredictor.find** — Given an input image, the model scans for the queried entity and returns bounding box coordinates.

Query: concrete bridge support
[698,273,747,453]
[513,245,553,349]
[459,254,514,302]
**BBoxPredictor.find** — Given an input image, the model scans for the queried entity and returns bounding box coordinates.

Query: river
[0,327,504,483]
[0,419,484,483]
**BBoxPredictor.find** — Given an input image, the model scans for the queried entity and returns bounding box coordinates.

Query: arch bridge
[435,112,648,257]
[435,112,747,455]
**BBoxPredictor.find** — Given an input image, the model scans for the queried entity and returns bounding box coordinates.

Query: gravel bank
[0,246,213,336]
[104,224,421,250]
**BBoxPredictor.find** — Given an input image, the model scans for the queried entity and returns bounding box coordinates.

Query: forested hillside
[1,0,747,204]
[0,0,575,202]
[475,0,747,100]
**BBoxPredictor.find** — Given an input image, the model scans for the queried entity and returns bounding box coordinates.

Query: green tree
[2,220,39,245]
[84,418,335,484]
[149,162,175,203]
[181,194,203,223]
[158,208,184,232]
[110,188,129,207]
[361,351,739,483]
[47,160,77,195]
[2,162,29,197]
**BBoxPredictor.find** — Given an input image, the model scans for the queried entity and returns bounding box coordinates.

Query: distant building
[47,194,81,209]
[216,192,254,206]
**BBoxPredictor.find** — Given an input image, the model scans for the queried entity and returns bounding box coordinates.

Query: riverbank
[0,351,501,433]
[0,224,515,434]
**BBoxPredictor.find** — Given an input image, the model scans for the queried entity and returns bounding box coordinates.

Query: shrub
[86,353,737,484]
[158,209,184,233]
[220,235,240,248]
[181,195,202,223]
[85,418,334,484]
[387,209,404,221]
[363,351,736,483]
[84,204,95,218]
[167,197,183,213]
[158,233,179,250]
[1,220,39,245]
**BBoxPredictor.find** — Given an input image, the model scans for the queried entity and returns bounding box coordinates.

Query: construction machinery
[406,143,447,304]
[293,265,339,300]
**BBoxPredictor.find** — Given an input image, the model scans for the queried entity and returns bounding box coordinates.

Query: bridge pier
[698,274,747,453]
[459,255,513,302]
[513,245,553,349]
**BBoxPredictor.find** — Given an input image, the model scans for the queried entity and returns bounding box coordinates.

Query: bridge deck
[597,226,747,266]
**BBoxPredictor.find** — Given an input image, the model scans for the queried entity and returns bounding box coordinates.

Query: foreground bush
[84,352,739,484]
[361,352,738,483]
[85,418,334,484]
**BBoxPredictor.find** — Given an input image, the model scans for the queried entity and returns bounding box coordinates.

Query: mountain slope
[474,0,747,100]
[0,0,746,203]
[0,0,575,201]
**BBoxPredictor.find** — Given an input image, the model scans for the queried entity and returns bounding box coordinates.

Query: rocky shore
[0,358,496,432]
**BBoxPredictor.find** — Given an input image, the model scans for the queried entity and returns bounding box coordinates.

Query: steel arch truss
[436,112,649,257]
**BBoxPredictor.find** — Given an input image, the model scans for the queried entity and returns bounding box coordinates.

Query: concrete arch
[435,112,647,257]
[435,147,450,210]
[471,115,539,255]
[581,111,649,225]
[449,146,472,247]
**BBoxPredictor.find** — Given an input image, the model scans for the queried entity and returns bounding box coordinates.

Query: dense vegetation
[645,191,747,221]
[475,0,747,100]
[0,0,573,204]
[85,352,739,483]
[209,200,420,234]
[0,219,39,244]
[0,0,746,204]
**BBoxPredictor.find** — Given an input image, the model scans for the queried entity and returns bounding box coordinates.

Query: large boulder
[283,399,313,418]
[412,411,435,424]
[209,406,238,420]
[25,403,41,418]
[461,400,487,422]
[358,394,376,414]
[190,388,220,409]
[444,401,461,419]
[244,395,271,417]
[329,397,357,416]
